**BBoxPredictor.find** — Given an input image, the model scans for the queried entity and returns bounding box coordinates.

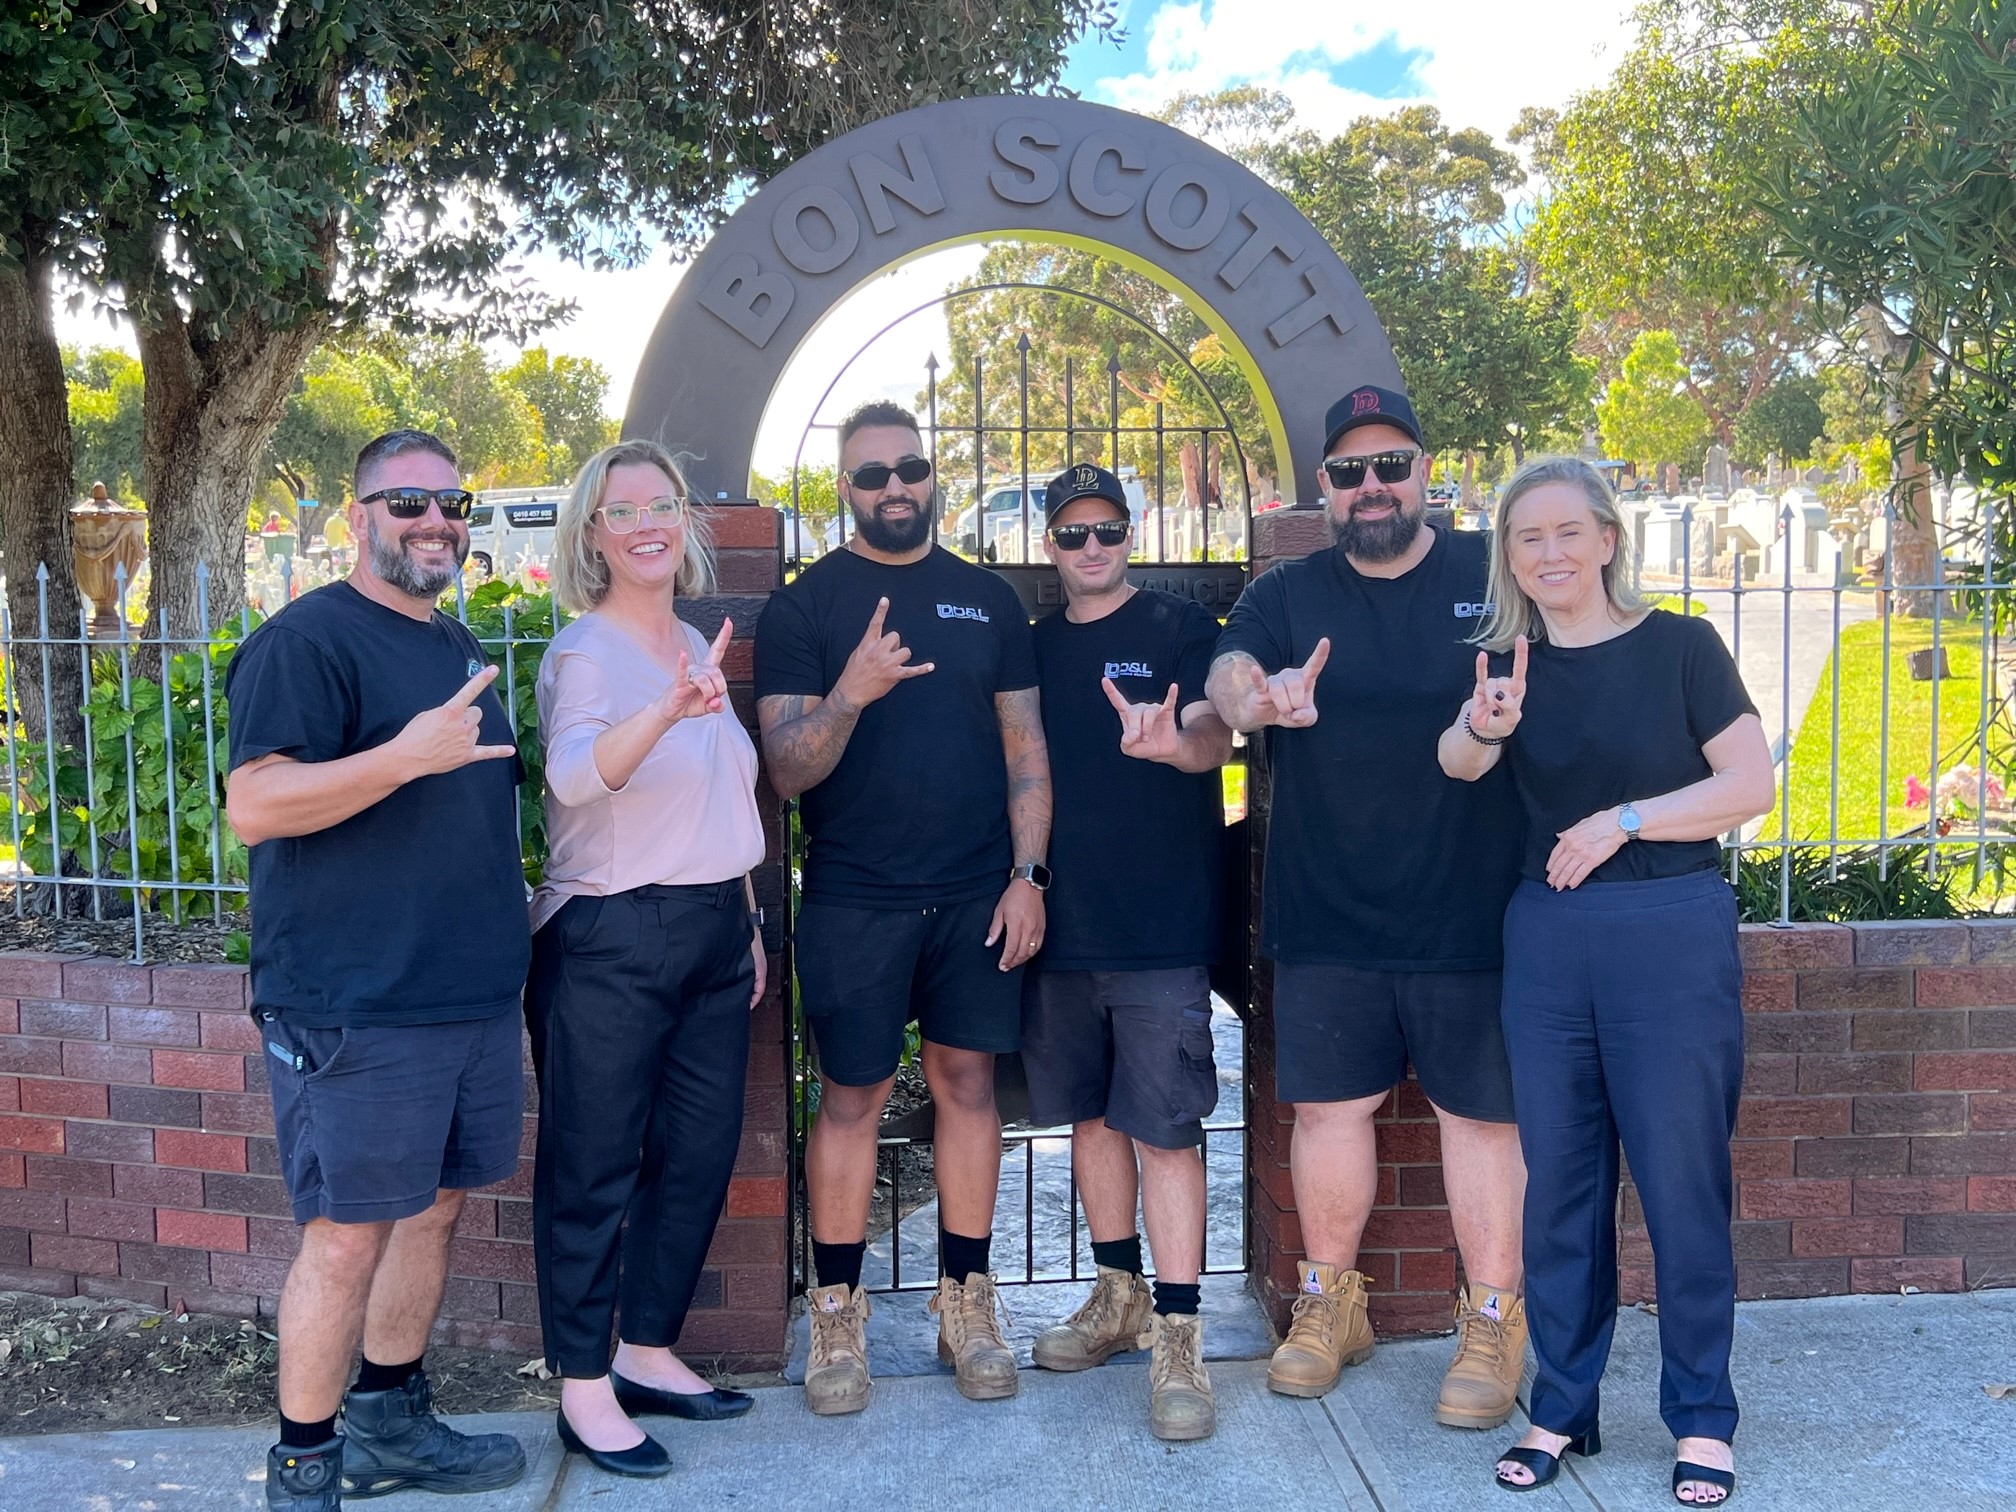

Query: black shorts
[1022,967,1219,1150]
[1271,963,1515,1122]
[796,895,1023,1087]
[262,1010,524,1225]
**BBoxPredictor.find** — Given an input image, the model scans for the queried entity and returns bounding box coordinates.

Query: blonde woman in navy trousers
[1439,458,1774,1508]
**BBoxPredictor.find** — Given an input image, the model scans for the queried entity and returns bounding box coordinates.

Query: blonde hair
[551,439,717,612]
[1473,455,1644,652]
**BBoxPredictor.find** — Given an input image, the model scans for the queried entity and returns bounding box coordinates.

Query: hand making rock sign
[832,596,934,709]
[1466,634,1528,742]
[1246,636,1331,728]
[650,616,736,724]
[1101,677,1184,762]
[390,662,519,775]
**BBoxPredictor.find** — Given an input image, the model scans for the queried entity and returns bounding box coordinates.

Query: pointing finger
[896,662,935,678]
[863,597,889,643]
[443,663,498,709]
[470,744,517,761]
[1475,650,1490,696]
[1101,676,1133,718]
[1302,636,1331,682]
[1161,682,1179,716]
[676,649,690,687]
[708,617,734,665]
[1512,634,1529,690]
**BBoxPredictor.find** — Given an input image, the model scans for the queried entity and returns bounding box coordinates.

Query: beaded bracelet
[1462,712,1507,747]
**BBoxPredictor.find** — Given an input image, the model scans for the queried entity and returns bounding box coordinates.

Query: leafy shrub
[1735,843,1968,924]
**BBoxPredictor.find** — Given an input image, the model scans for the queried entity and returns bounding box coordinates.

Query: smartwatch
[1618,802,1643,840]
[1011,862,1053,891]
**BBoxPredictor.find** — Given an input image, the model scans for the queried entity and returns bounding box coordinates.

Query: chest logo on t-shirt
[937,603,992,622]
[1104,660,1154,680]
[466,657,483,678]
[1452,601,1495,619]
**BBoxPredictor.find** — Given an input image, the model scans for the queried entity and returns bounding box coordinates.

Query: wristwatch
[1010,862,1053,891]
[1618,802,1643,840]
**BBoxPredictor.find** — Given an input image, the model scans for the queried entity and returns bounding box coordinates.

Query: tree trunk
[0,249,88,750]
[1858,304,1938,619]
[136,306,328,649]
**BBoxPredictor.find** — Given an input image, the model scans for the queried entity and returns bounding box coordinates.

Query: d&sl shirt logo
[1452,602,1494,619]
[1104,660,1154,679]
[937,603,991,622]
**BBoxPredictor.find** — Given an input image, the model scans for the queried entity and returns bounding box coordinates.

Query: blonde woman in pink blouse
[526,439,765,1478]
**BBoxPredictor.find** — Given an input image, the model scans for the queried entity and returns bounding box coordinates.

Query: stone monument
[70,486,149,639]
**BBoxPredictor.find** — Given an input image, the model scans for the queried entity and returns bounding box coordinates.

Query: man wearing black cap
[1019,463,1232,1442]
[1207,386,1530,1430]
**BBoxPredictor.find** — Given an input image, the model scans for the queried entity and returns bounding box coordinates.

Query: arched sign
[624,95,1400,506]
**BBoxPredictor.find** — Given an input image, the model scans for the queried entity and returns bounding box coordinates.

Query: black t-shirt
[1033,589,1224,971]
[1216,528,1524,968]
[753,546,1038,908]
[1497,609,1757,884]
[224,581,530,1027]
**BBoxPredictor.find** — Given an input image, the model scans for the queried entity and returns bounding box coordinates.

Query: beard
[852,489,935,554]
[1328,489,1424,563]
[367,513,468,598]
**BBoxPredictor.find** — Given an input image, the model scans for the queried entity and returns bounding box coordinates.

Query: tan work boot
[1031,1265,1154,1372]
[1435,1281,1527,1429]
[804,1282,872,1416]
[1142,1312,1216,1441]
[929,1272,1019,1401]
[1266,1261,1374,1398]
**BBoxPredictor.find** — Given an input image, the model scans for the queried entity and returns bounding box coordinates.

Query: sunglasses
[1322,449,1421,491]
[359,487,477,520]
[1048,519,1132,551]
[847,457,933,491]
[597,497,687,534]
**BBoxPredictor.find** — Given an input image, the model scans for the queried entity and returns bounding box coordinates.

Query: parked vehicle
[468,489,564,575]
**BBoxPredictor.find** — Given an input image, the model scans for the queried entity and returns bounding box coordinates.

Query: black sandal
[1673,1461,1736,1505]
[1493,1426,1601,1492]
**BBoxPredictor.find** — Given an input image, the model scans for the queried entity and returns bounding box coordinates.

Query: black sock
[1091,1234,1145,1277]
[812,1239,866,1293]
[1153,1280,1201,1317]
[279,1412,338,1448]
[353,1354,422,1394]
[939,1227,991,1282]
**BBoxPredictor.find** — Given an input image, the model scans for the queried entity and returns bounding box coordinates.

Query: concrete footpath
[1,1291,2011,1510]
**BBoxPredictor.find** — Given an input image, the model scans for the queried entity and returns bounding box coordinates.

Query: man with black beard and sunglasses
[754,400,1051,1416]
[224,430,530,1509]
[1207,386,1530,1433]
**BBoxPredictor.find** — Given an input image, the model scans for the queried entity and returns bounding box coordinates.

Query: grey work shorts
[1020,966,1219,1150]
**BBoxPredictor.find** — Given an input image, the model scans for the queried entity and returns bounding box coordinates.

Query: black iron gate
[784,288,1255,1294]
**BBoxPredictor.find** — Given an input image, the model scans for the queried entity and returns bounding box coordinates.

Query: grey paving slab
[0,1410,561,1511]
[1564,1292,2016,1512]
[550,1359,1376,1512]
[783,1271,1275,1383]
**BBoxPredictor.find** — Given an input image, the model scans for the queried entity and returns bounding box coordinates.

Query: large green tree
[66,349,147,504]
[502,348,618,482]
[0,0,1120,661]
[1521,1,1861,444]
[1759,0,2014,616]
[1597,330,1713,473]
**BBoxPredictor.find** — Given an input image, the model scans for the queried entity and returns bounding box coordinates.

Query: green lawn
[1765,617,2001,844]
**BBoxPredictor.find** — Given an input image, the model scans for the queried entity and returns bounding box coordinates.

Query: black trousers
[1501,869,1745,1444]
[526,882,754,1378]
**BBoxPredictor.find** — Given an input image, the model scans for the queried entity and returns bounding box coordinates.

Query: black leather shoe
[342,1369,526,1497]
[267,1436,344,1511]
[556,1408,673,1478]
[611,1371,755,1421]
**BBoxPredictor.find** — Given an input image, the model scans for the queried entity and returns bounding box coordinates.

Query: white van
[468,489,564,575]
[949,470,1151,564]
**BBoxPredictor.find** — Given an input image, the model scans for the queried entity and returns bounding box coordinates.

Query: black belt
[630,879,743,908]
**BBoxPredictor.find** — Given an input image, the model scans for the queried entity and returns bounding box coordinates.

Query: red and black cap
[1323,385,1423,452]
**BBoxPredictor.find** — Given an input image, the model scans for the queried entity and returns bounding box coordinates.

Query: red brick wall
[1241,509,2016,1336]
[0,506,792,1370]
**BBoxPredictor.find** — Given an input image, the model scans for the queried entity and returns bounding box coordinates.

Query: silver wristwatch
[1618,802,1643,840]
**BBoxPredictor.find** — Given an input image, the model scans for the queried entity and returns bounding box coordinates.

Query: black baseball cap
[1323,384,1423,453]
[1043,462,1130,517]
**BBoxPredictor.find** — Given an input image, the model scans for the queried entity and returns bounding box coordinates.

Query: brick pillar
[676,503,791,1368]
[1244,507,1462,1337]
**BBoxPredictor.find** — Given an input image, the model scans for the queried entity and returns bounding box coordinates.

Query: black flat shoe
[1673,1460,1736,1505]
[611,1372,755,1421]
[554,1408,672,1479]
[1494,1425,1601,1493]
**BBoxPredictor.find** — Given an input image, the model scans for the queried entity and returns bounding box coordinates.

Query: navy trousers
[1501,869,1744,1443]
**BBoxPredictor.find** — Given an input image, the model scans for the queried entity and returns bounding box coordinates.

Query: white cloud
[1097,0,1634,140]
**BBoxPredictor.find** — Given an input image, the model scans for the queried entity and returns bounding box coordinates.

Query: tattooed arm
[757,691,862,801]
[985,686,1051,971]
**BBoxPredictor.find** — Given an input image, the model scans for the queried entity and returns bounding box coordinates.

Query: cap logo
[1073,464,1099,490]
[1303,1267,1324,1294]
[1351,389,1380,415]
